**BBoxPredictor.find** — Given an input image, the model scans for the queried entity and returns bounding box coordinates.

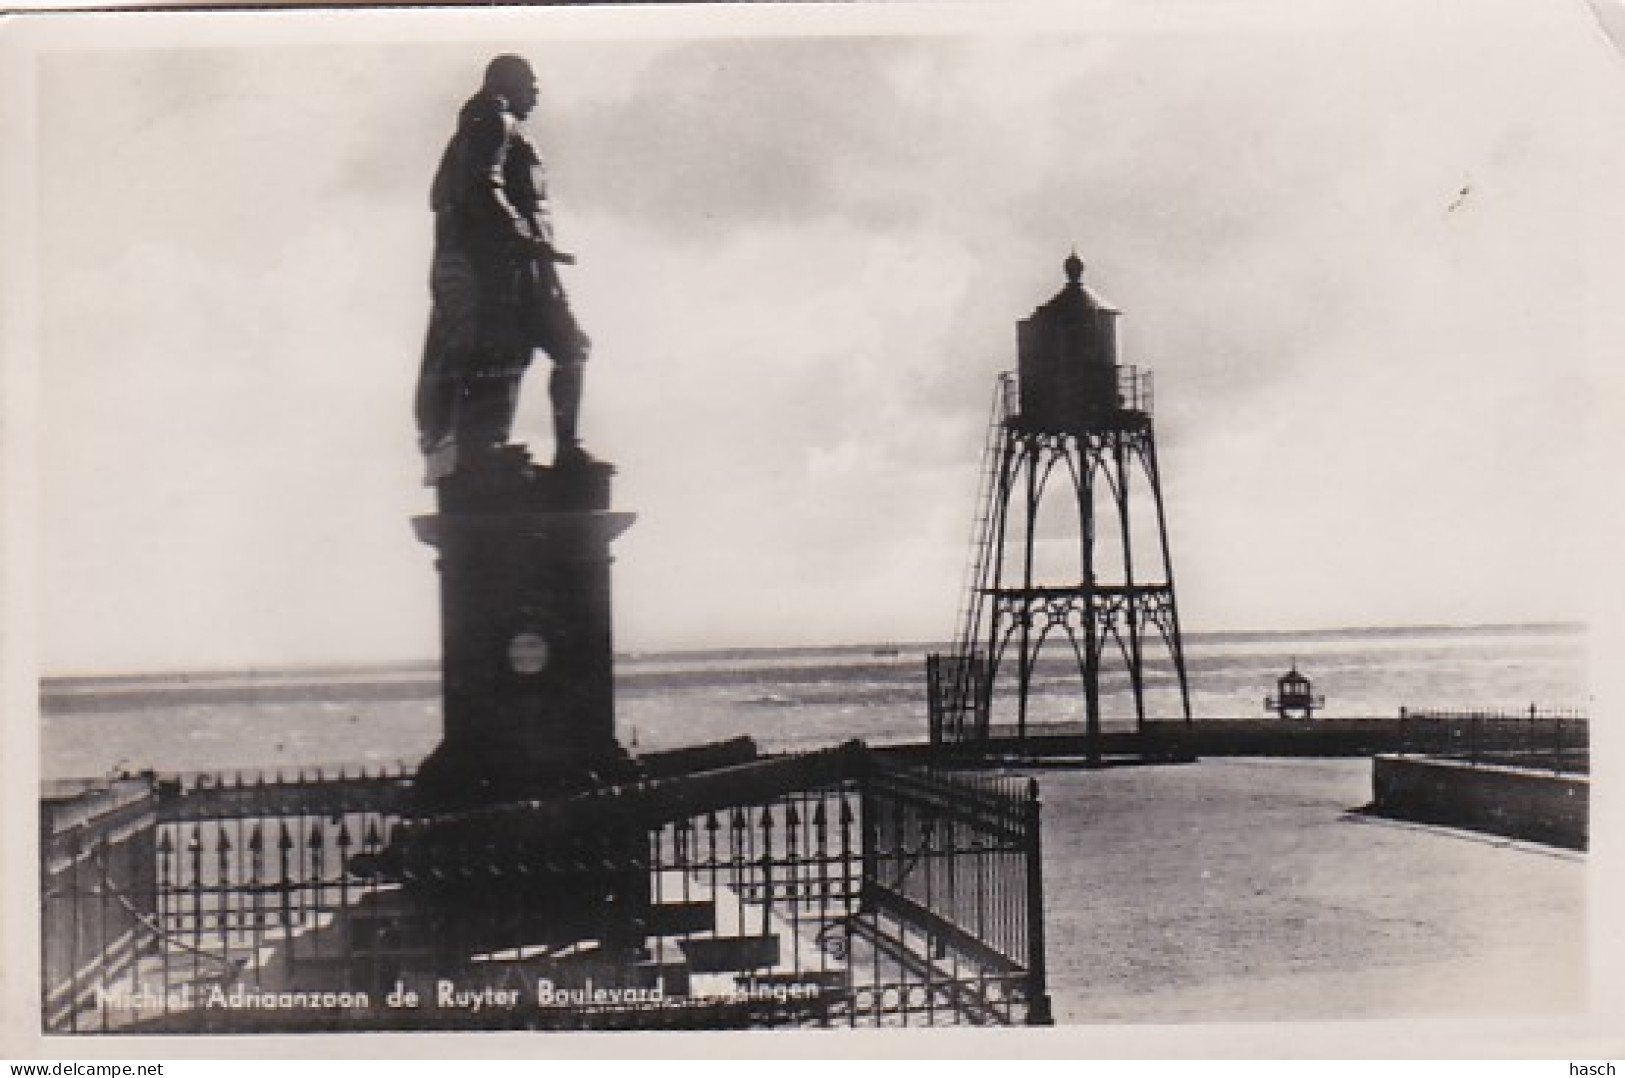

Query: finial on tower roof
[1064,250,1084,284]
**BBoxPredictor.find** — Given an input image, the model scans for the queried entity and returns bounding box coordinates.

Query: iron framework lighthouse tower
[929,254,1193,762]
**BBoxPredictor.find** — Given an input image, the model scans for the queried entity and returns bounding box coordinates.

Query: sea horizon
[38,619,1589,782]
[39,618,1587,690]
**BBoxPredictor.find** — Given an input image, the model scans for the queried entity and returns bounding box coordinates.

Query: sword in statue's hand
[523,230,576,265]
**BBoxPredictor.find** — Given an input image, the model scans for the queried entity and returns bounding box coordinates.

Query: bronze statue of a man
[415,54,592,478]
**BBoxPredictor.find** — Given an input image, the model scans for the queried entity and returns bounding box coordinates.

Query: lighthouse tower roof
[1032,252,1120,321]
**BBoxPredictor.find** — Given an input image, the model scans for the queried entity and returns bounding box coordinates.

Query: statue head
[484,54,539,119]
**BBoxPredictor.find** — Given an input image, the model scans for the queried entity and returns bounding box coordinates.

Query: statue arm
[461,106,534,245]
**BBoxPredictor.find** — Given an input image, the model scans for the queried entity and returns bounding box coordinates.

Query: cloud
[30,3,1625,670]
[550,37,943,242]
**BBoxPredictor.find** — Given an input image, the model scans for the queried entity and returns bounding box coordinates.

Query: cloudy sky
[14,0,1625,674]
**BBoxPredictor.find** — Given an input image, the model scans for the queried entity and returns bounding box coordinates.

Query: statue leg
[529,261,592,467]
[549,360,584,463]
[550,356,601,469]
[456,353,528,452]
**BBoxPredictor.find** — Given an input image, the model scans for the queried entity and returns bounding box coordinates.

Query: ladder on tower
[953,373,1015,656]
[932,373,1016,742]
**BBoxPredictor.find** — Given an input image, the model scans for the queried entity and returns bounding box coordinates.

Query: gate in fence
[42,745,1051,1033]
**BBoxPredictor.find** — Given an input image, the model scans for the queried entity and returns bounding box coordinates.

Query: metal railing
[1000,365,1153,423]
[1117,365,1152,416]
[861,765,1047,1026]
[40,779,159,1032]
[926,651,990,746]
[42,748,1050,1032]
[1397,706,1589,774]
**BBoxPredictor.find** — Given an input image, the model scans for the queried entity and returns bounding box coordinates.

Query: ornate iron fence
[40,778,159,1032]
[41,748,1050,1033]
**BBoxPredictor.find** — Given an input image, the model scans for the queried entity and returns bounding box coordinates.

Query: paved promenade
[1036,758,1585,1024]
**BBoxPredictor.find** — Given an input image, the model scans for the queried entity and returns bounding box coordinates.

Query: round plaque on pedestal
[508,631,550,675]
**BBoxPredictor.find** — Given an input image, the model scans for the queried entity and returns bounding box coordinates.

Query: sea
[39,623,1588,783]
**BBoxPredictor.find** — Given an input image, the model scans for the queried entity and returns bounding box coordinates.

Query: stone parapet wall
[1370,754,1588,850]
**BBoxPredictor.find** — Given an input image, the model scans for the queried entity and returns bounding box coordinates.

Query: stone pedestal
[411,447,638,812]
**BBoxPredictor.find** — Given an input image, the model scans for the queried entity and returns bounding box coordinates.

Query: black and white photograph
[4,0,1624,1055]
